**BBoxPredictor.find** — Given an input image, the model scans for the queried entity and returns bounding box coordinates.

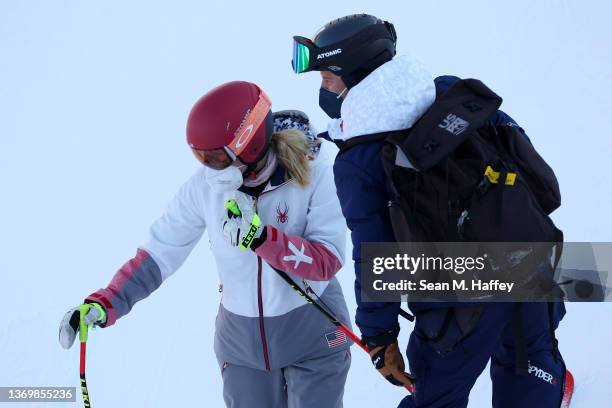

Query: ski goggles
[292,36,317,74]
[292,22,397,75]
[192,91,272,170]
[191,146,236,170]
[292,36,343,74]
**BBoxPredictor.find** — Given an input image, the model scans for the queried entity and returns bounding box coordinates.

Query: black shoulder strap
[512,304,529,375]
[336,133,390,155]
[396,79,503,171]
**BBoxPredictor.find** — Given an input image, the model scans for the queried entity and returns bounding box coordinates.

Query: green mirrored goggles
[292,36,315,74]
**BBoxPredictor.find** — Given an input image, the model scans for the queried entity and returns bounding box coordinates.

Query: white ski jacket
[86,123,352,370]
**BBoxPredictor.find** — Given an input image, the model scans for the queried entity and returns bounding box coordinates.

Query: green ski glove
[222,193,264,250]
[59,302,106,349]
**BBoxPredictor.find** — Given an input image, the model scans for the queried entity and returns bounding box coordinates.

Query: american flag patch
[325,330,347,348]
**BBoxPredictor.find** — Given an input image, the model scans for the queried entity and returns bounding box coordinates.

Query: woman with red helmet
[59,81,352,407]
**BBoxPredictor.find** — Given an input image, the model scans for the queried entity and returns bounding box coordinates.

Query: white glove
[58,303,106,349]
[222,193,264,250]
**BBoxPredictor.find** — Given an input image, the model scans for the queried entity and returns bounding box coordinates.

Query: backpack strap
[514,229,564,375]
[393,79,503,171]
[336,133,390,155]
[512,304,529,375]
[548,228,565,363]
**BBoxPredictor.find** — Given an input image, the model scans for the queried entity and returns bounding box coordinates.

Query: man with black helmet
[293,14,569,408]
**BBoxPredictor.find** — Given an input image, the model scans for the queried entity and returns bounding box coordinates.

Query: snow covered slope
[1,0,610,406]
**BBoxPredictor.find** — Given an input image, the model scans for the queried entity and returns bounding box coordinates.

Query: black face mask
[319,87,344,119]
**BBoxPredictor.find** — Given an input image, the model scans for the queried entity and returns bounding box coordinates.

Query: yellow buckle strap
[484,165,517,186]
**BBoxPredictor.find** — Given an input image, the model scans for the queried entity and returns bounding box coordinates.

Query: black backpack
[381,79,561,244]
[338,78,564,372]
[339,79,562,260]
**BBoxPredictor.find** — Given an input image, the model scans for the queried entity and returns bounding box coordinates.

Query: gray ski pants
[219,348,351,408]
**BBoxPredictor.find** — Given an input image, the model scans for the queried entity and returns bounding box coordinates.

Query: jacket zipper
[257,255,271,371]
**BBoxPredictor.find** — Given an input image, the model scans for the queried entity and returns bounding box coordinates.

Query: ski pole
[273,268,367,350]
[224,198,414,394]
[272,267,415,395]
[224,200,365,347]
[561,369,574,408]
[78,304,92,408]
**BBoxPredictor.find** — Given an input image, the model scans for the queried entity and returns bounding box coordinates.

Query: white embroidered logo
[439,114,470,135]
[283,241,313,269]
[528,361,557,385]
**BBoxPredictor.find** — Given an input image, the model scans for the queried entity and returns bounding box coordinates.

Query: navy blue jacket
[333,75,525,337]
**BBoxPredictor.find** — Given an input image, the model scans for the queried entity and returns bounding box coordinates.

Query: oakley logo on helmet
[317,48,342,59]
[234,124,254,149]
[235,108,251,136]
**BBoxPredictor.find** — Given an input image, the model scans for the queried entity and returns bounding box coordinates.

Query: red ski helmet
[187,81,273,168]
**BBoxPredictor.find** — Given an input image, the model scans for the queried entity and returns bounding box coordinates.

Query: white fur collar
[327,55,436,141]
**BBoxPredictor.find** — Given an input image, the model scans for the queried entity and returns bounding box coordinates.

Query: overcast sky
[1,1,611,406]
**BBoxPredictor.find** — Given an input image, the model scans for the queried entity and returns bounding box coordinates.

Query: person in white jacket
[59,81,352,408]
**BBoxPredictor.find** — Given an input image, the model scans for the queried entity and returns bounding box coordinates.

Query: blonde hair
[271,129,311,187]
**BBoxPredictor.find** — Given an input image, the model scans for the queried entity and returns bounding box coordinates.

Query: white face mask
[206,165,244,193]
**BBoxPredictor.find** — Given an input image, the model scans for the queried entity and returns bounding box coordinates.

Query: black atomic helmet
[292,14,397,88]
